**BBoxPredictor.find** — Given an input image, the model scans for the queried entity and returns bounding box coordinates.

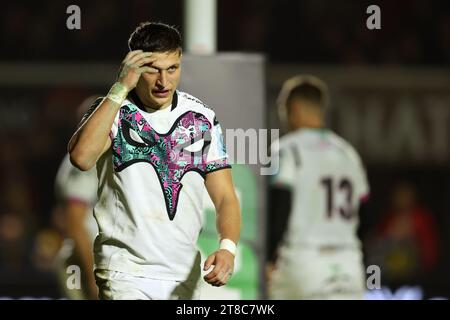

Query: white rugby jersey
[270,128,369,249]
[55,154,98,241]
[93,90,230,281]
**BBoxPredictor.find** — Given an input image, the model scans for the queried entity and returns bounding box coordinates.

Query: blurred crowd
[0,88,97,297]
[364,182,441,292]
[1,0,449,65]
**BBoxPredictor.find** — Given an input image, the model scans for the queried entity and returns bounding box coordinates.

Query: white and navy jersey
[55,154,98,241]
[270,128,369,249]
[93,90,230,281]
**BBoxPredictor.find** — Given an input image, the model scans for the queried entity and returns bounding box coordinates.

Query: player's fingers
[204,264,226,282]
[212,281,225,287]
[218,270,228,284]
[225,269,233,282]
[134,56,157,67]
[220,268,233,282]
[204,262,224,280]
[207,274,225,286]
[212,268,233,287]
[211,271,229,286]
[123,50,143,62]
[138,66,157,74]
[128,51,153,65]
[204,254,216,271]
[204,271,218,282]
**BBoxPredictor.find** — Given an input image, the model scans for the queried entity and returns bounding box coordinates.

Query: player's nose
[157,71,168,87]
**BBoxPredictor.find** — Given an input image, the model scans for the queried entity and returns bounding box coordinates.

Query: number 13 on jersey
[320,177,354,220]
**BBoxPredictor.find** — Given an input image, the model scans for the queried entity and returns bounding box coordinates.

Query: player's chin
[150,94,170,107]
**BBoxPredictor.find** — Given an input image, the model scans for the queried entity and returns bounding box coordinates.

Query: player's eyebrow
[145,63,180,70]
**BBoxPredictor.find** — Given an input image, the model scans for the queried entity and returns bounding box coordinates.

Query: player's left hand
[203,249,235,287]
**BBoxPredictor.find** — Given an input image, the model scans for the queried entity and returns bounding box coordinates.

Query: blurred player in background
[54,96,99,300]
[68,22,241,300]
[267,75,370,299]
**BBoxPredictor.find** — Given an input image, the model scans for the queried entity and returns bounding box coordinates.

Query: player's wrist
[219,238,237,256]
[106,82,129,105]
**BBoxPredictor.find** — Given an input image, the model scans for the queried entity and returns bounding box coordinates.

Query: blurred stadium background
[1,0,449,299]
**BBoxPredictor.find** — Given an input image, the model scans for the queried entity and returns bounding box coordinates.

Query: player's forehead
[149,50,182,68]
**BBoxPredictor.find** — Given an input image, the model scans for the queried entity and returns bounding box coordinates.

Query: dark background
[1,0,449,299]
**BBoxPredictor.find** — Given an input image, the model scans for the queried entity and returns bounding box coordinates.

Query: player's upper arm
[68,97,104,153]
[70,96,117,166]
[98,138,112,159]
[76,97,105,131]
[205,168,237,209]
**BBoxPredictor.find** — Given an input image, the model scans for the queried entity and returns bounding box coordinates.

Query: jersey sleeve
[77,96,120,141]
[65,167,98,204]
[109,109,120,140]
[55,156,98,205]
[77,96,103,130]
[269,141,297,189]
[205,116,231,174]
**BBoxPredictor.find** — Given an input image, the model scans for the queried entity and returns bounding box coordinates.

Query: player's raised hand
[203,249,235,287]
[117,50,156,91]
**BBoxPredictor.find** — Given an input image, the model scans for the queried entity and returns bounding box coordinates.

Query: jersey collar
[128,90,178,113]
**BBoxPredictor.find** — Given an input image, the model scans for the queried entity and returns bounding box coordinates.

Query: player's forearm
[216,194,241,245]
[68,226,93,267]
[71,227,97,295]
[69,85,127,170]
[66,205,98,299]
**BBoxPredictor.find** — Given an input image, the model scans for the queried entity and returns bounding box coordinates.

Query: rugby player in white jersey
[54,154,98,299]
[68,22,241,300]
[268,75,369,299]
[54,96,99,300]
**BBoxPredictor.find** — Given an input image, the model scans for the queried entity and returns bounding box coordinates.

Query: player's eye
[168,66,178,72]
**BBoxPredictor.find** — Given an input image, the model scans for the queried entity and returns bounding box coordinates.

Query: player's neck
[303,125,323,129]
[130,90,172,113]
[295,119,324,131]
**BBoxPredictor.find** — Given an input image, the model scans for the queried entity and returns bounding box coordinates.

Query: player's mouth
[152,89,170,98]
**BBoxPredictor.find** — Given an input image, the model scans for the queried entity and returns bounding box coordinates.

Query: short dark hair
[128,22,182,54]
[286,82,326,111]
[277,75,329,129]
